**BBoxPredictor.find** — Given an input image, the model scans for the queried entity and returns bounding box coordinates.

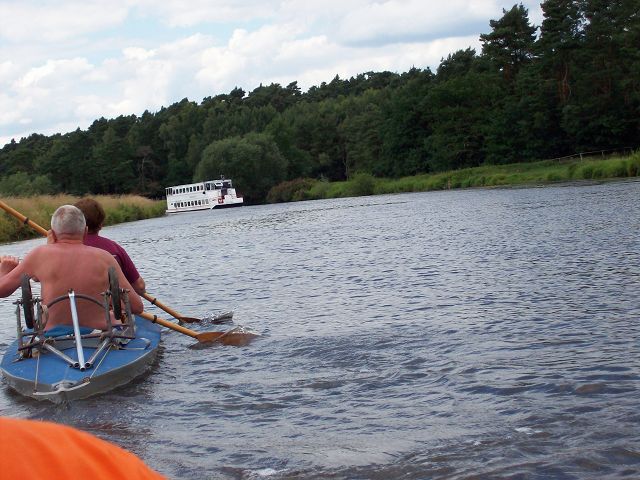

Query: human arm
[111,259,143,314]
[131,276,146,295]
[112,242,144,293]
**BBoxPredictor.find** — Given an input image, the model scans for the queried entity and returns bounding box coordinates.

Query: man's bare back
[0,205,143,330]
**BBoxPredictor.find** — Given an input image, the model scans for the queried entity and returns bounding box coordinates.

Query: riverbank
[267,152,640,202]
[0,195,165,244]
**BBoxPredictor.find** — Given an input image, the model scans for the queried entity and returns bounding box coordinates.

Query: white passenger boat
[165,177,244,213]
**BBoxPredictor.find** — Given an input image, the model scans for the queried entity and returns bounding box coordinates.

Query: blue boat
[1,269,161,403]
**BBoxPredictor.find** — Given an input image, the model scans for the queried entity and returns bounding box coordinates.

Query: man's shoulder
[25,242,106,265]
[25,244,50,258]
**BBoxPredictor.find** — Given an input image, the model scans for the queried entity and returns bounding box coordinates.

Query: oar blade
[218,332,259,347]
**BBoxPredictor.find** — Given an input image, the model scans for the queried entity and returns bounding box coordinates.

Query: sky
[0,0,544,148]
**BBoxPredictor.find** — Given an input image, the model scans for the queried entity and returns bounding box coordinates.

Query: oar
[0,200,203,322]
[142,293,201,323]
[138,311,257,346]
[0,200,49,237]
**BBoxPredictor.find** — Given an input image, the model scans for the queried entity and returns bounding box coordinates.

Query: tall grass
[0,195,165,244]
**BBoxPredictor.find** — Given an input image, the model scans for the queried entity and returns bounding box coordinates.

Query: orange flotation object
[0,417,166,480]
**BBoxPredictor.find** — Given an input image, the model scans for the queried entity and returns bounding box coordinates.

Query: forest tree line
[0,0,638,204]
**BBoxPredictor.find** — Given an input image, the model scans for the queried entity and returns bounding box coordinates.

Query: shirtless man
[0,205,143,331]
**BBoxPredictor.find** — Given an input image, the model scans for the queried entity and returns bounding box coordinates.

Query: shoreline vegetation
[267,152,640,202]
[0,152,637,244]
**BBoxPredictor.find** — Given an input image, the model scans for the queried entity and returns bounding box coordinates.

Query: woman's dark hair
[73,198,105,234]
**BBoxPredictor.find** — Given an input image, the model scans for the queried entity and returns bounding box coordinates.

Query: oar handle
[0,200,49,237]
[142,292,185,319]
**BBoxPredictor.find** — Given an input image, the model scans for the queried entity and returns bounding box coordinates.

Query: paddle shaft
[0,200,49,237]
[138,311,198,338]
[142,292,194,321]
[138,311,227,343]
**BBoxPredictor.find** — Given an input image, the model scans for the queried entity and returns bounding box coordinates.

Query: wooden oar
[0,200,49,237]
[0,200,256,345]
[138,311,257,346]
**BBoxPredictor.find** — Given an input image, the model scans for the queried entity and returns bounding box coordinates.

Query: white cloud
[0,1,130,43]
[336,0,542,45]
[137,0,277,27]
[16,58,93,89]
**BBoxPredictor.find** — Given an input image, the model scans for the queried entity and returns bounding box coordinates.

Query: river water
[1,180,639,479]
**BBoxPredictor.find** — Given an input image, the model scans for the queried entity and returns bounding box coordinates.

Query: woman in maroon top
[74,198,146,295]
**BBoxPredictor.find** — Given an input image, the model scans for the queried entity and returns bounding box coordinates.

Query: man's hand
[46,229,56,244]
[0,255,20,275]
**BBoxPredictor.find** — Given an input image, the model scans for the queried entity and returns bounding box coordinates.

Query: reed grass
[0,195,165,244]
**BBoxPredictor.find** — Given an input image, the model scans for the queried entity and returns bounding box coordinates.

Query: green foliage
[480,4,537,82]
[266,178,318,203]
[347,173,377,197]
[306,180,331,200]
[425,69,499,171]
[91,126,136,194]
[195,132,287,203]
[0,172,55,196]
[574,153,640,180]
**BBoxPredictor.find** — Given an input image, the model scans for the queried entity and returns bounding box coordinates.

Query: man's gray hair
[51,205,86,236]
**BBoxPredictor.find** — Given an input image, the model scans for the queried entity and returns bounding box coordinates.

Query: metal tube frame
[13,287,137,369]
